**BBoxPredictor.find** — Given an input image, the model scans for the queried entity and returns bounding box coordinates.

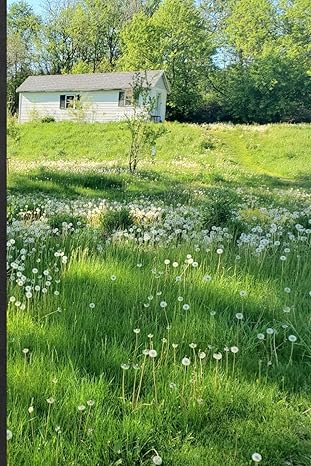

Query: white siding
[19,76,168,123]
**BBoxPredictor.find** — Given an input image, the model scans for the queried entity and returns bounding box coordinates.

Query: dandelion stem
[135,355,146,405]
[122,370,126,403]
[131,370,138,406]
[152,358,158,404]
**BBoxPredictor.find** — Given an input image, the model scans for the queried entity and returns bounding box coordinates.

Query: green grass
[7,122,311,465]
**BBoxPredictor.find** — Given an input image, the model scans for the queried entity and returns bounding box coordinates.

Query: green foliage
[41,116,55,123]
[100,208,133,234]
[202,187,241,228]
[120,0,213,119]
[47,213,87,230]
[125,73,167,172]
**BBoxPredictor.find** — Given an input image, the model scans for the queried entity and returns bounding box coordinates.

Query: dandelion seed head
[46,397,55,404]
[149,349,157,358]
[121,363,130,370]
[181,357,191,366]
[198,351,206,359]
[235,313,244,320]
[183,304,190,311]
[288,335,297,343]
[213,352,222,360]
[7,430,12,441]
[257,333,265,340]
[152,455,163,465]
[251,452,262,462]
[230,346,239,354]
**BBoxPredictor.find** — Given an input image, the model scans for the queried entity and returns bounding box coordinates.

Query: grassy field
[7,122,311,465]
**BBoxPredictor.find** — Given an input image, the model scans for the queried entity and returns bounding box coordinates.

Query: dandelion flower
[149,349,157,358]
[46,397,55,404]
[288,335,297,343]
[181,357,191,366]
[121,363,130,370]
[251,452,262,463]
[152,455,163,465]
[230,346,239,353]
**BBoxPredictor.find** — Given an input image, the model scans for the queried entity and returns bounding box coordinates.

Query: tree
[125,73,166,172]
[7,1,41,113]
[120,0,214,120]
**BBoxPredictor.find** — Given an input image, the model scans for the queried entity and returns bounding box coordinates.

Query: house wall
[18,76,168,123]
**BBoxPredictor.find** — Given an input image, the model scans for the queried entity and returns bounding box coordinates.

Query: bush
[202,188,241,229]
[48,213,87,230]
[100,208,133,234]
[41,116,55,123]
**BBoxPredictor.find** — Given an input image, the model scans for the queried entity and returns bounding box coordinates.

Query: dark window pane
[118,91,125,107]
[60,95,66,109]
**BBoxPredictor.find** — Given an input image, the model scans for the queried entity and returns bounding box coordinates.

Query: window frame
[118,89,132,107]
[60,94,80,110]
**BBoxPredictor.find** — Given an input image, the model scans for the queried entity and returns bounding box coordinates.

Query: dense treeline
[7,0,311,123]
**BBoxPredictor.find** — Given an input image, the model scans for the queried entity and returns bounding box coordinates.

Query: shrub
[41,116,55,123]
[202,188,241,229]
[48,213,87,230]
[100,208,133,234]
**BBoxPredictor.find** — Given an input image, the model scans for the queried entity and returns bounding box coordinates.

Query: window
[118,90,132,107]
[60,94,80,109]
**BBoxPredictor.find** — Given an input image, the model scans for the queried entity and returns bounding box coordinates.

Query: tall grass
[6,123,311,465]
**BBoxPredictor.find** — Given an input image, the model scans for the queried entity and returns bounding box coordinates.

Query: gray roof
[16,70,170,93]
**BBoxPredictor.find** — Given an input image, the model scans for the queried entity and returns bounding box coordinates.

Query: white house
[16,70,170,123]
